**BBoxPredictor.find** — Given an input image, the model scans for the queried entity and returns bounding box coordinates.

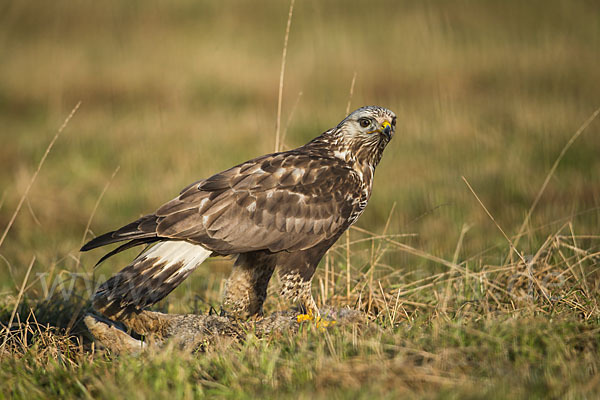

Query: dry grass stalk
[280,90,303,151]
[274,0,295,153]
[511,106,600,255]
[0,256,35,358]
[345,71,357,115]
[462,176,553,305]
[344,72,358,300]
[76,165,120,271]
[0,101,81,250]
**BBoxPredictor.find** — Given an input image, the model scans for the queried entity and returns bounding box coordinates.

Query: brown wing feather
[154,152,361,254]
[80,215,159,251]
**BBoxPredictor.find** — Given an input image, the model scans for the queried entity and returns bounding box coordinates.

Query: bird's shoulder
[184,147,362,196]
[152,148,365,252]
[155,147,364,226]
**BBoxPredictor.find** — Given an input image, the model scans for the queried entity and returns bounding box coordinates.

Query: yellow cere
[368,120,391,134]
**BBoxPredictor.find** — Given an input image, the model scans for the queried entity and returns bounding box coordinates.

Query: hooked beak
[380,120,392,140]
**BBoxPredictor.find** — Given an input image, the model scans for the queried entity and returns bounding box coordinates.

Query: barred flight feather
[92,241,211,318]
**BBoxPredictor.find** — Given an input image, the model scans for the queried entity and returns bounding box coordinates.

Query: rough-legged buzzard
[81,106,396,322]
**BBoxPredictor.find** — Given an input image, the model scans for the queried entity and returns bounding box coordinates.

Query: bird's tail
[92,240,212,319]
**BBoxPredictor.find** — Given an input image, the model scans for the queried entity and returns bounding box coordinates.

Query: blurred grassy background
[0,0,599,300]
[1,1,600,398]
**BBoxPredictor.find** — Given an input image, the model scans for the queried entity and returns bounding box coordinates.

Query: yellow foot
[315,318,336,329]
[297,313,314,323]
[296,312,336,328]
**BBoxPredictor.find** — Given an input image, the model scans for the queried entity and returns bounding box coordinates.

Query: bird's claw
[297,313,314,323]
[296,311,336,328]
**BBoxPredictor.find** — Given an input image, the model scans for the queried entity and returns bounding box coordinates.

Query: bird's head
[332,106,396,167]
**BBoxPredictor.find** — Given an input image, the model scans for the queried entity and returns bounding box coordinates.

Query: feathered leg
[278,269,319,319]
[222,252,276,318]
[277,244,336,327]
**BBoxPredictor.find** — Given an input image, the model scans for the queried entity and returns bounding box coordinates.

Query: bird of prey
[81,105,396,323]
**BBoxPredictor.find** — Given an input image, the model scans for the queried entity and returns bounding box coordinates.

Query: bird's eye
[391,117,396,127]
[358,118,371,128]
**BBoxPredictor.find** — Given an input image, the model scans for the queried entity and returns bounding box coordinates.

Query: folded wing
[81,151,361,257]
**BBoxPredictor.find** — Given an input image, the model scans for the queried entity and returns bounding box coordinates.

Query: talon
[315,318,336,329]
[297,313,314,323]
[297,308,315,323]
[296,311,336,328]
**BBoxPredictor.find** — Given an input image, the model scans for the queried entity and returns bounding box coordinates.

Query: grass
[1,0,600,398]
